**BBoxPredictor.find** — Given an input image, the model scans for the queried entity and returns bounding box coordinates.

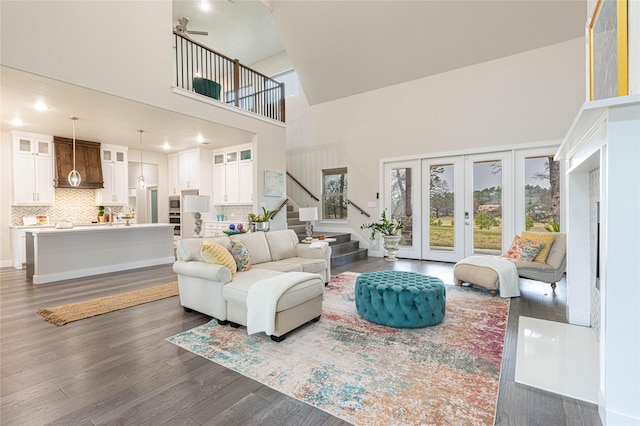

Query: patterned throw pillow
[229,239,251,271]
[200,240,237,276]
[521,231,556,263]
[503,235,544,261]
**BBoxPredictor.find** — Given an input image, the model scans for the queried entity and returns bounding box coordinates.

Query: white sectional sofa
[173,230,331,341]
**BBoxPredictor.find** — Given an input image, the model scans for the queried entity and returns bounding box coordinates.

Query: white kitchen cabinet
[212,165,226,204]
[96,144,128,206]
[212,144,252,205]
[179,148,212,194]
[12,132,55,205]
[168,153,180,196]
[203,221,248,237]
[238,160,253,203]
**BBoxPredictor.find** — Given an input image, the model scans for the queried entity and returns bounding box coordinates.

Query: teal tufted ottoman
[355,271,446,328]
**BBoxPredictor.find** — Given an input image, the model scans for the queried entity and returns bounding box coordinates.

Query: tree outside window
[323,168,347,219]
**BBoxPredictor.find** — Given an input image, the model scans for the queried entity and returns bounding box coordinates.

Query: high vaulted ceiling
[269,0,587,105]
[174,0,587,105]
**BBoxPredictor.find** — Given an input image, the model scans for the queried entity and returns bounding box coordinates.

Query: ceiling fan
[174,17,208,36]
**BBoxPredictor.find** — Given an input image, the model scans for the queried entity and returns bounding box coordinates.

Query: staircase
[287,206,368,268]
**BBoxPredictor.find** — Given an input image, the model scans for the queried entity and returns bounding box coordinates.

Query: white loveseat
[173,230,331,340]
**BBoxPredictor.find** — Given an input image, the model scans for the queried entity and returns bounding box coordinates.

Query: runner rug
[37,282,179,326]
[167,272,510,425]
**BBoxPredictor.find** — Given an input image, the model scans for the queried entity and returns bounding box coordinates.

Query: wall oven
[169,212,181,236]
[169,196,180,210]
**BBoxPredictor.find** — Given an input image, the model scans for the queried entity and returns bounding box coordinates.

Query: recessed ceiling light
[34,100,49,111]
[11,117,24,126]
[199,1,211,12]
[196,134,204,143]
[163,142,170,150]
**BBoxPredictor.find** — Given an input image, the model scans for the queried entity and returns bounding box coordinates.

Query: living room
[1,1,639,425]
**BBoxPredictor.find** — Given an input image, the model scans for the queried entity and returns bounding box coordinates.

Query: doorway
[419,152,512,262]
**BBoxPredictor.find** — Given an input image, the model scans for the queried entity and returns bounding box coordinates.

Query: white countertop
[24,223,173,235]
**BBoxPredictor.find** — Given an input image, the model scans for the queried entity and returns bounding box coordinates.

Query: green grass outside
[428,217,549,250]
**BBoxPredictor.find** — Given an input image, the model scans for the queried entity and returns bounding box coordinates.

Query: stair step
[329,240,360,255]
[331,248,368,268]
[285,205,368,268]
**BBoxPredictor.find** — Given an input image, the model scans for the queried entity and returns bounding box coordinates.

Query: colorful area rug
[167,272,510,425]
[37,282,178,326]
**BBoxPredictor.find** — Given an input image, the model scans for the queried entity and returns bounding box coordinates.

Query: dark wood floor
[1,258,602,425]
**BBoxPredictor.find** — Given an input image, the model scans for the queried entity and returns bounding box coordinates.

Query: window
[224,85,254,111]
[524,155,560,231]
[323,168,348,219]
[272,69,299,98]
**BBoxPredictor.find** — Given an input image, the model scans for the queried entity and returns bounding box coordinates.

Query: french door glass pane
[473,160,502,254]
[525,156,560,231]
[429,164,454,251]
[390,167,412,247]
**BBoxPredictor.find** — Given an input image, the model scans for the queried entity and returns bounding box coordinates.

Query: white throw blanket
[246,272,322,336]
[309,241,329,249]
[456,255,520,298]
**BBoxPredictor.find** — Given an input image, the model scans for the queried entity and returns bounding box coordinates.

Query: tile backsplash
[11,188,122,226]
[213,205,253,222]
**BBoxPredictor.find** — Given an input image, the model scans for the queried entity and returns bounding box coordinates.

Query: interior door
[383,161,421,259]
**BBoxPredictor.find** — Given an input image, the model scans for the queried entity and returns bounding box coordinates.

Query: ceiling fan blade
[187,30,208,36]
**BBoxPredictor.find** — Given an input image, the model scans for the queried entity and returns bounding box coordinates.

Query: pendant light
[137,129,146,189]
[68,116,81,187]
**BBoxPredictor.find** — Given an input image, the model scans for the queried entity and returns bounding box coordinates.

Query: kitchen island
[25,224,175,284]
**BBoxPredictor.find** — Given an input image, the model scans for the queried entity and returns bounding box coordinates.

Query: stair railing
[347,199,371,217]
[270,198,290,219]
[286,172,320,201]
[173,31,285,122]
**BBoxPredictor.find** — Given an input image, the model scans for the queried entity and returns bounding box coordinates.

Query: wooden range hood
[53,137,104,189]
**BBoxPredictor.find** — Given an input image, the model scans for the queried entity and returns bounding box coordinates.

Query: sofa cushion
[201,241,237,276]
[264,230,299,261]
[231,232,272,265]
[176,239,205,262]
[253,261,303,273]
[229,240,251,271]
[222,269,284,306]
[224,271,324,313]
[283,257,327,274]
[521,231,557,263]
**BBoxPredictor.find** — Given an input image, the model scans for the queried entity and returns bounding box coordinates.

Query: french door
[420,152,512,262]
[383,161,421,259]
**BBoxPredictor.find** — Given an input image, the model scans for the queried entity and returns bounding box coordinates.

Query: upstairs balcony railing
[174,31,285,123]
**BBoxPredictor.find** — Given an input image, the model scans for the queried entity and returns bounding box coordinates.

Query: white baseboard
[0,259,14,268]
[567,309,591,326]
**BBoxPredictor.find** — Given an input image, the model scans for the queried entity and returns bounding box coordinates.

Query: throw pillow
[503,235,544,261]
[521,231,556,263]
[229,239,251,271]
[200,240,237,277]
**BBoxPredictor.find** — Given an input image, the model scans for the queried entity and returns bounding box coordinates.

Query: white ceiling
[270,0,587,105]
[1,67,253,153]
[1,0,587,152]
[172,0,284,66]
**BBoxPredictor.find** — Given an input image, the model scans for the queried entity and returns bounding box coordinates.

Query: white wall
[285,38,585,243]
[1,132,13,266]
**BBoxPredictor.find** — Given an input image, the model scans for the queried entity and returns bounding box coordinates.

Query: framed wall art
[264,169,284,197]
[589,0,628,101]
